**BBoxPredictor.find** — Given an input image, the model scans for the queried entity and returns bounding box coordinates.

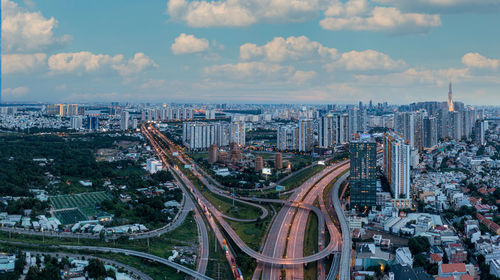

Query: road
[141,124,210,276]
[253,161,348,280]
[284,164,348,280]
[142,124,242,278]
[0,240,212,280]
[145,123,342,265]
[332,172,351,280]
[24,251,153,280]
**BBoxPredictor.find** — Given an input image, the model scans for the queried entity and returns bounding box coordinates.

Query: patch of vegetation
[303,211,319,280]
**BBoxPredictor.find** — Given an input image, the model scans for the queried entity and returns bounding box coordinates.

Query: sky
[1,0,500,105]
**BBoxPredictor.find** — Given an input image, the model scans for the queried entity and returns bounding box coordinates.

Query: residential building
[383,132,412,209]
[350,135,377,208]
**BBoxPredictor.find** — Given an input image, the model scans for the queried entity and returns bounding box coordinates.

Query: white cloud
[373,0,500,13]
[2,86,29,98]
[167,0,256,27]
[140,79,167,89]
[203,61,294,80]
[171,33,210,55]
[291,70,317,84]
[320,2,441,34]
[325,0,369,17]
[1,0,70,53]
[240,36,337,62]
[56,84,67,90]
[355,67,470,86]
[462,53,499,70]
[327,49,406,71]
[2,53,47,74]
[166,0,322,27]
[48,51,157,77]
[48,51,124,73]
[112,53,158,76]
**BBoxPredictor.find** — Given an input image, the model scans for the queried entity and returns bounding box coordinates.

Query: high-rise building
[474,120,488,146]
[275,152,283,169]
[277,125,299,151]
[349,136,377,208]
[449,111,463,140]
[319,115,336,148]
[120,111,129,131]
[337,114,350,144]
[182,122,216,150]
[383,132,412,209]
[208,144,218,164]
[448,82,454,112]
[255,156,264,172]
[423,116,438,149]
[182,122,244,150]
[206,110,216,119]
[229,121,246,146]
[348,107,367,139]
[298,119,313,152]
[87,115,99,131]
[70,116,83,130]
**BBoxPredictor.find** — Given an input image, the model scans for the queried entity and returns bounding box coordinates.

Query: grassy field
[49,191,112,217]
[176,162,262,220]
[54,208,88,225]
[227,213,270,251]
[281,165,326,191]
[205,224,234,280]
[303,212,318,280]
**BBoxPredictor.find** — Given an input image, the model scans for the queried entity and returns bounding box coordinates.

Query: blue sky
[2,0,500,104]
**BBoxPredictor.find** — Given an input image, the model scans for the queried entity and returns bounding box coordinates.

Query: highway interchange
[0,122,354,280]
[143,123,353,279]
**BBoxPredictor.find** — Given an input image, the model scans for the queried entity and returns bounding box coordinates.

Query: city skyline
[1,0,500,105]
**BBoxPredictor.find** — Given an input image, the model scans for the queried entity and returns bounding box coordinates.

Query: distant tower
[255,156,263,172]
[274,152,283,170]
[448,82,454,112]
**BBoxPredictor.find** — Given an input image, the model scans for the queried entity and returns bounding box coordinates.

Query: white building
[146,159,162,174]
[277,125,298,151]
[182,121,245,150]
[120,111,129,130]
[298,119,313,152]
[319,115,336,148]
[70,116,83,130]
[383,132,412,209]
[395,247,413,267]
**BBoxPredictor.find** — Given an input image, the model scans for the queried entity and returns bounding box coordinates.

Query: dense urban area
[0,87,498,280]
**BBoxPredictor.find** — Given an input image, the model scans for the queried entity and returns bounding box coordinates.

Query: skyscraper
[70,116,83,130]
[229,121,246,146]
[448,82,454,112]
[120,111,129,131]
[423,116,438,149]
[383,132,412,209]
[319,115,336,148]
[349,136,377,208]
[298,119,313,152]
[277,125,299,151]
[87,115,99,131]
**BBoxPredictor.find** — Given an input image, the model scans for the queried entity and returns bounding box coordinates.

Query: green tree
[85,259,107,279]
[408,236,430,255]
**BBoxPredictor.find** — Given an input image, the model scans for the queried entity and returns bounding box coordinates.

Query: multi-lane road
[143,123,356,279]
[141,124,210,276]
